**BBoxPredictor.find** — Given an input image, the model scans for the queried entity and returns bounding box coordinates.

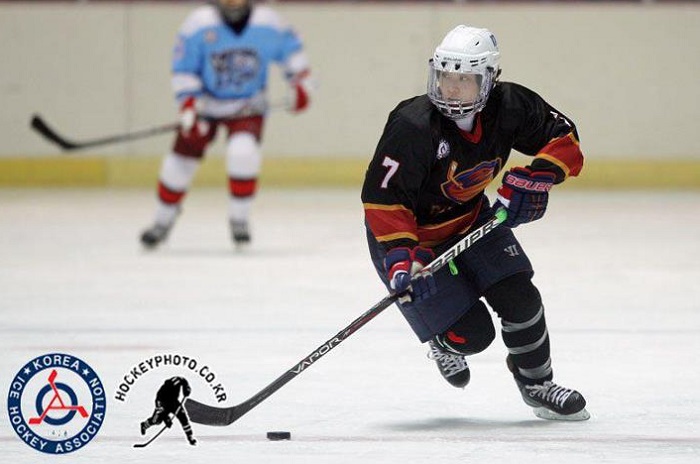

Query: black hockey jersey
[361,82,584,250]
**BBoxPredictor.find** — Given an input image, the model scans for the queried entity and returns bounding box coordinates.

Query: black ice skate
[140,223,172,249]
[230,220,250,246]
[515,379,590,421]
[187,435,197,446]
[508,356,589,420]
[427,337,471,388]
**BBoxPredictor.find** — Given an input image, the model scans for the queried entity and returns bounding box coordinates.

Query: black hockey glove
[384,246,437,303]
[495,167,556,228]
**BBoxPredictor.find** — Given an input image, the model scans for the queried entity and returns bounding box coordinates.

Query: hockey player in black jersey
[362,25,589,421]
[141,376,197,445]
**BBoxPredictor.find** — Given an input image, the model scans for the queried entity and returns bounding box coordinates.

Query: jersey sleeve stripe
[535,133,583,178]
[284,51,310,77]
[172,73,203,98]
[375,231,420,243]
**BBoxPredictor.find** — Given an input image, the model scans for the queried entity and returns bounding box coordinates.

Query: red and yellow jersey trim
[534,132,583,179]
[416,206,480,247]
[363,203,419,243]
[364,199,482,248]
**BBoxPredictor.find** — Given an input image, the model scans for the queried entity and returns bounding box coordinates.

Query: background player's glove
[384,246,437,303]
[178,96,209,141]
[495,167,556,228]
[287,72,313,113]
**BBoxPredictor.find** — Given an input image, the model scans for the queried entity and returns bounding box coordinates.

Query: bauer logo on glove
[502,171,554,193]
[495,167,556,228]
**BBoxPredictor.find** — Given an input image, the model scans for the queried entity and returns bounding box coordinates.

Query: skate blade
[533,407,591,421]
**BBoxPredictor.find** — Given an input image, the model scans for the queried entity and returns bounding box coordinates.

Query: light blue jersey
[171,5,308,118]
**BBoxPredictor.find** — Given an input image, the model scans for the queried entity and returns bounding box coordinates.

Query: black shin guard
[485,272,552,384]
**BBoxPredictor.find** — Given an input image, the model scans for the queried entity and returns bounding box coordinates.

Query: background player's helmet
[214,0,252,24]
[428,25,501,120]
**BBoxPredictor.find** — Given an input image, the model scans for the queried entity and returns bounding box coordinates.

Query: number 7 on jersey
[380,156,400,189]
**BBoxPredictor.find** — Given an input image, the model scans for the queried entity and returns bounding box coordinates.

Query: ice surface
[1,188,698,463]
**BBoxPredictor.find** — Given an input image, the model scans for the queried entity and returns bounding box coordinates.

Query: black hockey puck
[266,431,291,441]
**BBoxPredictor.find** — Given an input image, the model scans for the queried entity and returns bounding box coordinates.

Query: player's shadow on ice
[381,417,553,433]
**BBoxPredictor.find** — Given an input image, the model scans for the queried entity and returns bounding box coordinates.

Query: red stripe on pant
[158,182,186,205]
[229,178,257,198]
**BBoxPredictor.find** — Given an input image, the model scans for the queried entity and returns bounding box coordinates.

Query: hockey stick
[133,422,169,449]
[30,114,179,151]
[185,208,508,426]
[30,102,288,152]
[133,399,186,448]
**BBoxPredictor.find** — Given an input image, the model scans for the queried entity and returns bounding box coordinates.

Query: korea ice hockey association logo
[7,353,106,454]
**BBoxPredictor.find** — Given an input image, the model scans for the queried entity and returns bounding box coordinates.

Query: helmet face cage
[427,26,501,120]
[427,62,495,120]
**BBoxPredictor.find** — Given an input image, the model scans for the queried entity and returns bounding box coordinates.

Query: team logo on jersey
[437,139,450,160]
[114,353,228,447]
[7,353,106,454]
[205,30,217,44]
[441,159,501,203]
[211,48,260,88]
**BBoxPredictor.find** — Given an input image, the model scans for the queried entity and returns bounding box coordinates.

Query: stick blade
[30,114,78,150]
[185,398,240,426]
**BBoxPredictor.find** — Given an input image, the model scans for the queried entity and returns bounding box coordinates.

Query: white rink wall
[1,1,699,159]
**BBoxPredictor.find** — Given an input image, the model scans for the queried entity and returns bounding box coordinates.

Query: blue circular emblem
[7,353,107,454]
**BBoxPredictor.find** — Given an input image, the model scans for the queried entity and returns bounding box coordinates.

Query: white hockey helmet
[428,25,501,120]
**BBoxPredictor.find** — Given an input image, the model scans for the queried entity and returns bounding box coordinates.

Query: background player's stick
[185,208,508,426]
[133,399,186,448]
[30,102,288,151]
[31,115,178,151]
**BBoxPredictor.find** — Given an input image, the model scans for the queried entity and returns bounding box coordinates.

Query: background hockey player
[140,0,314,248]
[362,25,589,421]
[141,376,197,445]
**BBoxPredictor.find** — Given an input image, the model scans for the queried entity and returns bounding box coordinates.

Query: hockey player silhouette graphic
[140,376,196,446]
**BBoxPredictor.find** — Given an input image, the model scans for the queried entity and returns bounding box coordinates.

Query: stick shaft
[31,101,288,151]
[31,114,178,151]
[133,400,185,448]
[133,425,167,448]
